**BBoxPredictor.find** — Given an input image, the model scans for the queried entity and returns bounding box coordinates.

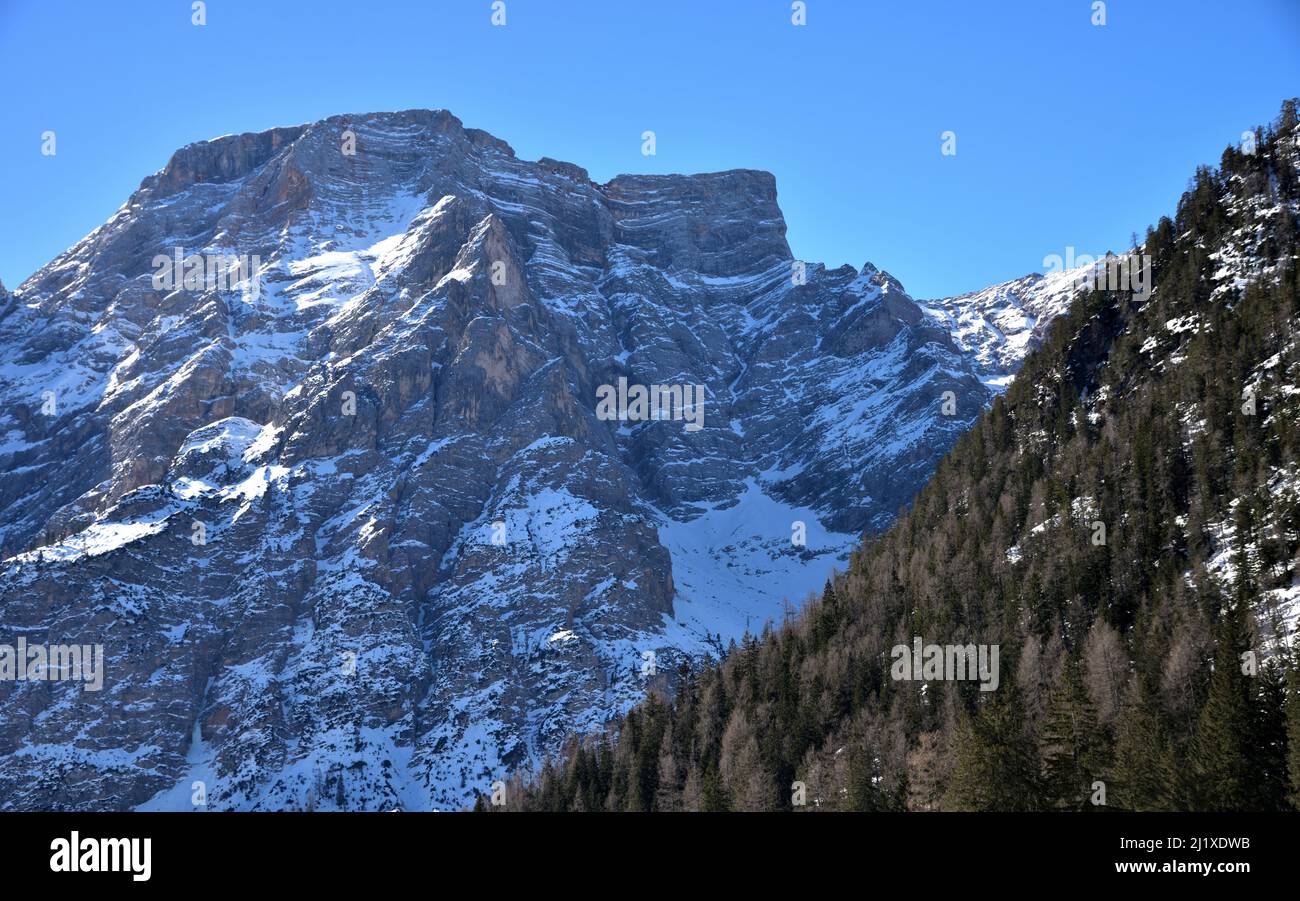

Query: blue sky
[1,0,1297,298]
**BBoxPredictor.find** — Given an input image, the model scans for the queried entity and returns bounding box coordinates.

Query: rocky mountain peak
[142,125,309,198]
[0,109,1074,810]
[603,168,789,277]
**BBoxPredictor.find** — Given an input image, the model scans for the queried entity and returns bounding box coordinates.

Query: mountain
[920,267,1090,390]
[0,109,1062,810]
[505,101,1300,812]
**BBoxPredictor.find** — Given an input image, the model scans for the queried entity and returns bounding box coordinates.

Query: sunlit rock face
[0,110,1036,810]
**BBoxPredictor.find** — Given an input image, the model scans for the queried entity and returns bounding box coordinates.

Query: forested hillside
[496,101,1300,812]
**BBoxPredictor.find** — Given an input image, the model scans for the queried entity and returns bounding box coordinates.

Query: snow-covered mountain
[920,266,1090,390]
[0,110,1075,810]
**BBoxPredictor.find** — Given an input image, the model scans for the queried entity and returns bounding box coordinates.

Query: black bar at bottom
[0,811,1287,886]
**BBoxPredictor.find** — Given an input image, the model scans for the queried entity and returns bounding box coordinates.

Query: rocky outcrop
[142,126,308,198]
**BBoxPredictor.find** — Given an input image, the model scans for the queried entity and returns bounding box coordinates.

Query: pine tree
[944,684,1043,811]
[1189,602,1256,810]
[1252,660,1289,810]
[1110,677,1173,810]
[846,740,888,811]
[699,764,729,812]
[1039,657,1109,809]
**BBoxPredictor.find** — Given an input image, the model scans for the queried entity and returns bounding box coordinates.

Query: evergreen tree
[1189,602,1257,810]
[1252,660,1289,810]
[1039,657,1109,809]
[944,684,1043,811]
[1110,677,1173,810]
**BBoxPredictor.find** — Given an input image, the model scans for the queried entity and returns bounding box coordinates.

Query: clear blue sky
[1,0,1297,298]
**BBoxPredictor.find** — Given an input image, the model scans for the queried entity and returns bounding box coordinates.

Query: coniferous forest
[494,101,1300,812]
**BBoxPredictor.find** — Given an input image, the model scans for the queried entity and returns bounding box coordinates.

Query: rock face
[0,110,1064,810]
